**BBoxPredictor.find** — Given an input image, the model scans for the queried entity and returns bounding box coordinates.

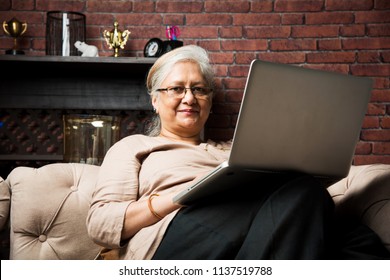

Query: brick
[318,39,342,50]
[361,129,390,141]
[251,1,274,12]
[340,24,366,37]
[367,24,390,36]
[382,51,390,63]
[228,65,250,77]
[225,90,244,103]
[235,52,258,64]
[306,51,356,63]
[258,51,306,64]
[198,40,221,51]
[223,77,247,90]
[163,15,185,26]
[366,103,386,115]
[306,12,354,25]
[274,0,323,12]
[219,26,243,38]
[0,0,11,10]
[303,64,350,74]
[373,142,390,154]
[355,11,390,23]
[245,26,291,39]
[120,14,162,26]
[87,1,132,13]
[373,77,390,89]
[213,65,228,77]
[205,1,250,13]
[362,116,380,129]
[85,13,115,26]
[36,0,85,11]
[13,0,34,10]
[156,1,203,13]
[357,51,381,63]
[291,26,339,38]
[179,26,218,38]
[351,64,390,77]
[381,117,390,128]
[186,14,232,26]
[354,141,372,155]
[133,1,155,12]
[221,40,267,51]
[233,14,281,25]
[282,13,304,25]
[326,0,373,11]
[375,0,390,9]
[209,52,235,64]
[270,39,317,51]
[370,89,390,102]
[342,37,390,50]
[353,155,390,165]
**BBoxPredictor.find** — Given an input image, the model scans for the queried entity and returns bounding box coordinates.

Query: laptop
[173,59,372,205]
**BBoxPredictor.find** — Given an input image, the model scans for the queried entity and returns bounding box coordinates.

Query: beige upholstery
[0,162,389,259]
[0,163,102,260]
[0,176,10,231]
[327,164,390,253]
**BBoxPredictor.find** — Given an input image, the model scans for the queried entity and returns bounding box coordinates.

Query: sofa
[0,162,389,260]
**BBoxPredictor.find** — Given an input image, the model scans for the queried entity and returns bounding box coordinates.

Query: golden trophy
[3,17,27,55]
[103,21,131,57]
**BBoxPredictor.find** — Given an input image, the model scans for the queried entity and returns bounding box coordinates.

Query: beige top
[87,134,231,259]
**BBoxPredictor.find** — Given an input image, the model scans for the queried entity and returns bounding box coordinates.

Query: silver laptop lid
[229,60,372,179]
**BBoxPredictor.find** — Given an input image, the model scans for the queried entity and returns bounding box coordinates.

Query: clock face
[144,38,163,57]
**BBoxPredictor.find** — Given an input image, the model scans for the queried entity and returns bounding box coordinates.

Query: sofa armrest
[328,164,390,253]
[0,176,10,231]
[6,163,102,259]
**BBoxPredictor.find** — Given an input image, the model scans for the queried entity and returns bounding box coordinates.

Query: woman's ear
[152,95,159,113]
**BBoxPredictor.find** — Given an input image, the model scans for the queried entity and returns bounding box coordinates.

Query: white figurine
[74,41,99,57]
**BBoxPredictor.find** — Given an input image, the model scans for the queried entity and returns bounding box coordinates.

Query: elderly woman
[86,45,336,260]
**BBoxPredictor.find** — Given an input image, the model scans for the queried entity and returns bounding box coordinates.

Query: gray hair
[145,45,214,136]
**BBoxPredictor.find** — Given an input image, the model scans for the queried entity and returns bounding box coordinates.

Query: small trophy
[103,21,131,57]
[3,17,27,55]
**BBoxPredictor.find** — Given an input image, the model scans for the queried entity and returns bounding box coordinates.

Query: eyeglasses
[156,86,212,100]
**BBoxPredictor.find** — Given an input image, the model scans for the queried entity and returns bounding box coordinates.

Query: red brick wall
[1,0,390,165]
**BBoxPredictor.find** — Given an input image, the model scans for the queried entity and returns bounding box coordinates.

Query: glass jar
[63,114,121,165]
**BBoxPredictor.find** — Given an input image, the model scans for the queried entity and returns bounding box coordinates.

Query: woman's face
[152,61,212,140]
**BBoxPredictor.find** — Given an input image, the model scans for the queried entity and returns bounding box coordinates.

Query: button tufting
[38,234,47,242]
[70,186,78,192]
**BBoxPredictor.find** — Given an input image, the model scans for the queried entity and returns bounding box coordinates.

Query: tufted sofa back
[0,163,102,259]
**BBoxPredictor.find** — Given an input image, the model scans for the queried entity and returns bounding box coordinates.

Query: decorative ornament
[3,17,27,55]
[103,21,131,57]
[74,41,99,57]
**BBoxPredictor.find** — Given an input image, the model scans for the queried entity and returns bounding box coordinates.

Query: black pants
[153,174,336,260]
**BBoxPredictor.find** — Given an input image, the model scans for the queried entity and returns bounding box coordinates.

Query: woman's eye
[170,87,183,93]
[192,87,203,93]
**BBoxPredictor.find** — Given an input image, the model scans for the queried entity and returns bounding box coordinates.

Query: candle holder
[46,11,86,56]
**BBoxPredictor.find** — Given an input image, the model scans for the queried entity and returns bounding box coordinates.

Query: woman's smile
[177,108,199,115]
